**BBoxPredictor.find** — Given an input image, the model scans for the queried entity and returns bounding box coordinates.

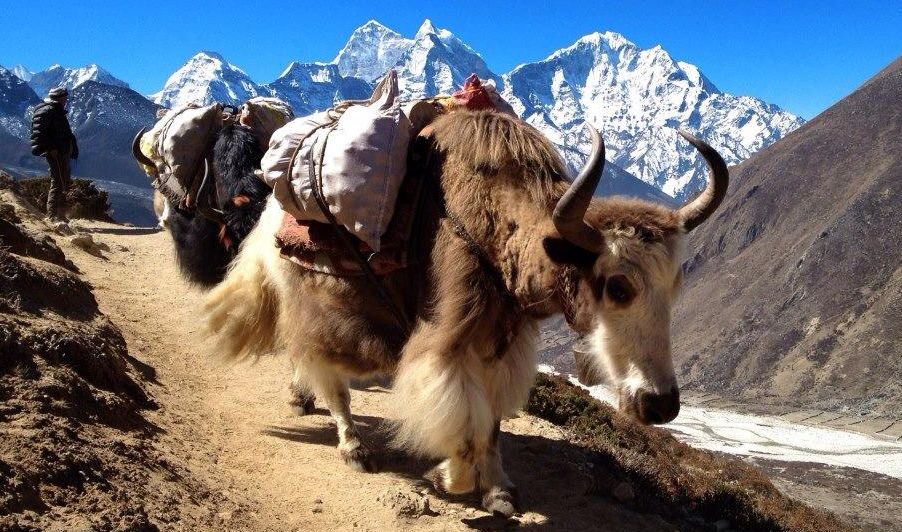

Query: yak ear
[542,237,599,269]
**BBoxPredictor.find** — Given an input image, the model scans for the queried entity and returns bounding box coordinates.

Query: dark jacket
[30,101,78,159]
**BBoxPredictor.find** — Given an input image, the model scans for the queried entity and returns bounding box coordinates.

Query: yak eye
[606,275,636,306]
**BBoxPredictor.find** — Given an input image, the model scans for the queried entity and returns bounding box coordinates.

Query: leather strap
[305,128,412,334]
[443,209,523,360]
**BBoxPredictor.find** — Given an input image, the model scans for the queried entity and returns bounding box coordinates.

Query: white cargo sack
[240,97,294,149]
[261,70,411,251]
[142,103,224,204]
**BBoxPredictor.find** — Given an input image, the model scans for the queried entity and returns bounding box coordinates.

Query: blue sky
[1,1,899,119]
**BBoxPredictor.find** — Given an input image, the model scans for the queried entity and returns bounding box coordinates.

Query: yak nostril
[638,388,680,425]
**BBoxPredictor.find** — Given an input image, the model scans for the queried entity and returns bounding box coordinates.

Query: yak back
[428,110,570,212]
[213,124,267,202]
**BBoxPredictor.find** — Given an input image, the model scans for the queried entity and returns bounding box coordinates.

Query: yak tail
[203,198,282,363]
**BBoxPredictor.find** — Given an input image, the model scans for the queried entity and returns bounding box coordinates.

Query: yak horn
[132,127,156,171]
[553,124,605,252]
[676,130,729,232]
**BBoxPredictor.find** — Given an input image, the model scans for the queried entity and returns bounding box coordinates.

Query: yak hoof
[341,445,379,473]
[289,395,316,416]
[423,464,447,494]
[424,460,476,495]
[482,486,518,518]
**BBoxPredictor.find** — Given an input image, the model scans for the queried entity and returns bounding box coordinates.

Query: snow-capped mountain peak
[11,65,34,82]
[152,51,264,108]
[502,30,800,198]
[577,30,633,50]
[0,20,803,207]
[28,63,129,98]
[390,19,500,99]
[333,20,413,83]
[415,19,438,39]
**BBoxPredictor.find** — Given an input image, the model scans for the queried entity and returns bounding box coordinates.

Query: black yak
[165,123,269,287]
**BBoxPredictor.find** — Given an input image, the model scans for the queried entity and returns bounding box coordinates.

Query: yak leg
[392,341,488,496]
[474,327,537,516]
[393,329,536,517]
[425,444,478,495]
[305,358,378,472]
[288,363,316,416]
[478,421,517,516]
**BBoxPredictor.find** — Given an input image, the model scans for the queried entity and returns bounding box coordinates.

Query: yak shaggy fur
[204,110,692,512]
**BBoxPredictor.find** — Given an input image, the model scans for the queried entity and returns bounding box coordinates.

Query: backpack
[30,102,55,156]
[260,70,416,251]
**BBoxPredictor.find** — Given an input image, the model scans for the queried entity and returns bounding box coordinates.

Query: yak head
[544,127,728,425]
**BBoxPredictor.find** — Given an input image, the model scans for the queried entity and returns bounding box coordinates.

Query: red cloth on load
[452,74,496,111]
[274,158,424,277]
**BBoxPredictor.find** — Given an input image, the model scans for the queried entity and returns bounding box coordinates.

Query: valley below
[568,369,902,530]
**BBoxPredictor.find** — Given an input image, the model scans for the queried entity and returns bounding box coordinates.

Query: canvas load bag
[261,70,413,251]
[140,103,224,205]
[240,97,294,149]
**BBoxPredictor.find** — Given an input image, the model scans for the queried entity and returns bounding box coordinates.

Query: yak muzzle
[619,386,680,425]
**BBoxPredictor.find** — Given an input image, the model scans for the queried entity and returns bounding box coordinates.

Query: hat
[48,87,68,100]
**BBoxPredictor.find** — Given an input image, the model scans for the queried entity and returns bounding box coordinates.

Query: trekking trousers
[45,150,72,218]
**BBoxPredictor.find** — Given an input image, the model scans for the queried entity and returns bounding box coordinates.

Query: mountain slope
[561,143,677,205]
[672,57,902,416]
[28,64,129,98]
[0,66,40,134]
[152,52,264,108]
[66,81,160,187]
[11,65,34,82]
[0,66,41,168]
[502,31,804,200]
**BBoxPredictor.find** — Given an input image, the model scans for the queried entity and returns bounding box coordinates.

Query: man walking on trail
[30,87,79,225]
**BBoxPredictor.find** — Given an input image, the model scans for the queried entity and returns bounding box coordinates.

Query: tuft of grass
[525,374,855,532]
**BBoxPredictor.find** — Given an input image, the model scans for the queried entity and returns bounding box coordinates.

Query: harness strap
[555,265,582,330]
[305,128,413,335]
[442,212,523,360]
[216,195,252,250]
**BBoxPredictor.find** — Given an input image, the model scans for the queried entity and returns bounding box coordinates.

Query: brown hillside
[673,57,902,415]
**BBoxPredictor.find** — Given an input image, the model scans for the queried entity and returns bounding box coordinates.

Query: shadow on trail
[260,411,708,531]
[261,412,432,484]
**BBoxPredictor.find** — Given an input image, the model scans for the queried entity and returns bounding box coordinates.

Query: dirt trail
[57,221,675,532]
